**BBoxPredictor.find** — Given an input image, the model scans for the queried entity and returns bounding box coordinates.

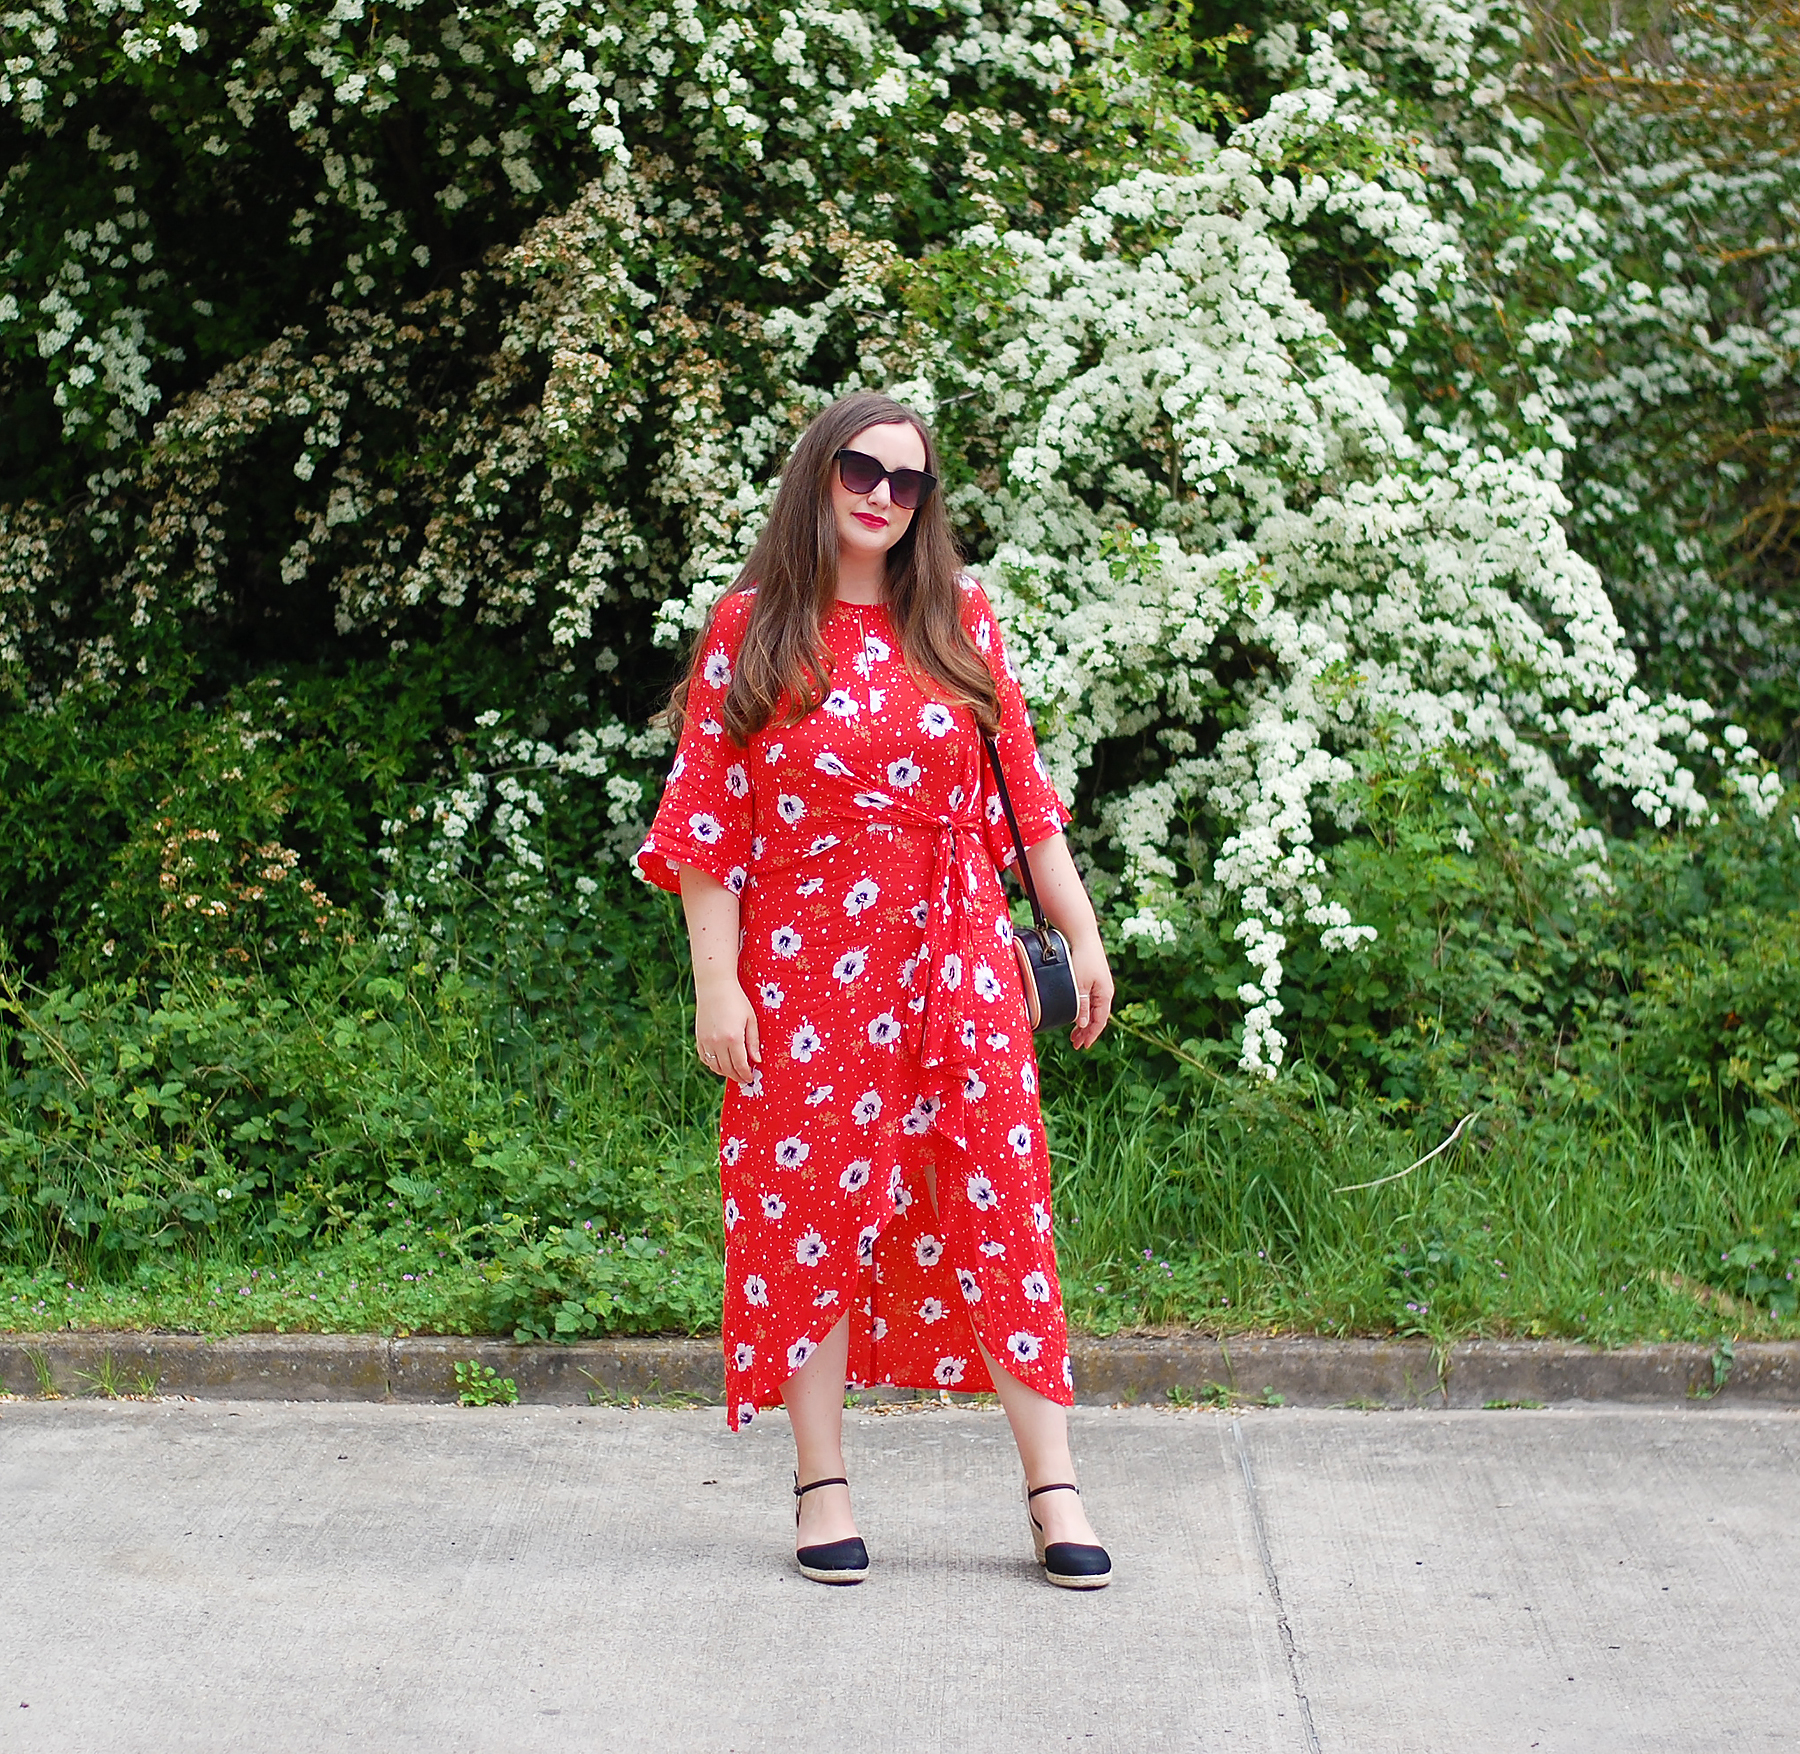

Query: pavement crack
[1233,1416,1323,1754]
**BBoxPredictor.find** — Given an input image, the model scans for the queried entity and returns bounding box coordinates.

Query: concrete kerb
[2,1331,1796,1407]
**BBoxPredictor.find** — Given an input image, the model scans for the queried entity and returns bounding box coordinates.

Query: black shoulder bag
[980,733,1080,1033]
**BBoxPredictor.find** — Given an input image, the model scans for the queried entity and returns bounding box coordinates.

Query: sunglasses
[834,448,938,511]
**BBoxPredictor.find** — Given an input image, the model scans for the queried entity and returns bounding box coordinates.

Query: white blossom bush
[0,1,1790,1086]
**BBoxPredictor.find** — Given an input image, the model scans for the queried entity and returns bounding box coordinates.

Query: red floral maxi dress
[636,576,1076,1430]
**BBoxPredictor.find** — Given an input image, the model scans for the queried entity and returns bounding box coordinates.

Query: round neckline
[831,595,889,617]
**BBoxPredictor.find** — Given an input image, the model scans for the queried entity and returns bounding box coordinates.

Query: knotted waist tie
[787,794,993,1076]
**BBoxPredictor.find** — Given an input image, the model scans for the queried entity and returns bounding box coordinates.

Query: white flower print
[795,1229,826,1267]
[910,901,930,929]
[863,632,892,664]
[844,876,880,916]
[724,763,749,799]
[832,948,868,984]
[814,1289,839,1308]
[891,1181,913,1214]
[887,755,923,790]
[918,703,955,738]
[973,962,1003,1001]
[669,752,687,781]
[898,954,920,990]
[840,1159,872,1193]
[974,616,993,655]
[961,1018,979,1050]
[702,650,733,689]
[751,834,766,859]
[687,812,724,845]
[804,1084,834,1107]
[872,1314,888,1341]
[739,1067,764,1098]
[963,1070,987,1102]
[966,1173,999,1211]
[743,1275,769,1307]
[980,1241,1006,1258]
[939,952,963,991]
[770,925,802,959]
[919,1297,946,1325]
[914,1233,944,1268]
[822,689,860,720]
[854,790,894,810]
[1006,1332,1043,1365]
[1063,1355,1075,1391]
[851,1089,882,1125]
[1022,1270,1051,1303]
[814,751,853,778]
[1008,1123,1034,1157]
[723,1196,742,1230]
[760,1192,786,1221]
[1032,1201,1052,1235]
[807,835,841,856]
[774,1135,810,1169]
[1022,1064,1038,1095]
[987,793,1006,826]
[700,716,724,739]
[933,1356,967,1386]
[764,741,784,764]
[788,1337,816,1371]
[726,866,747,895]
[759,982,785,1012]
[858,1225,879,1265]
[901,1095,939,1136]
[722,1136,746,1167]
[949,786,966,813]
[985,1030,1011,1050]
[796,876,824,897]
[956,1267,982,1304]
[733,1341,755,1370]
[776,793,806,825]
[867,1012,902,1046]
[737,1402,757,1427]
[789,1022,823,1063]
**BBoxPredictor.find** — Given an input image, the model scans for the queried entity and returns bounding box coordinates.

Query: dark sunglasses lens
[887,468,935,510]
[837,451,885,495]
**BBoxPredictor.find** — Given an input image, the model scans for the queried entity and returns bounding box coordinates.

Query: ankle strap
[1028,1482,1080,1500]
[795,1475,849,1498]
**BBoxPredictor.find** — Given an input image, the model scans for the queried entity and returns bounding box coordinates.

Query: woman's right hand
[677,863,762,1083]
[694,974,762,1083]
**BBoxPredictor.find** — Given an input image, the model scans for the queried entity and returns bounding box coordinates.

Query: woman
[636,392,1116,1588]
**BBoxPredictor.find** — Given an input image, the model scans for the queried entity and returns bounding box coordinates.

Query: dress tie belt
[790,797,991,1075]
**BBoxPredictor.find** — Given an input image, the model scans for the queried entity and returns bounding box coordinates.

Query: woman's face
[830,420,928,569]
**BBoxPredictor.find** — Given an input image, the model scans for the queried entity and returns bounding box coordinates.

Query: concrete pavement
[2,1400,1795,1752]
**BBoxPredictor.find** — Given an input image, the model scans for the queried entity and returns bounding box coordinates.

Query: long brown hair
[665,393,1001,743]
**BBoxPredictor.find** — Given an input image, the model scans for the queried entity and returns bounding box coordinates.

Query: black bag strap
[980,732,1050,932]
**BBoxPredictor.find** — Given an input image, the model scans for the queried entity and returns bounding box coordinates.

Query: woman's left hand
[1067,932,1114,1051]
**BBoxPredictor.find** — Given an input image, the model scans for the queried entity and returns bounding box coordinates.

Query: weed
[75,1353,128,1398]
[24,1348,58,1397]
[454,1361,518,1407]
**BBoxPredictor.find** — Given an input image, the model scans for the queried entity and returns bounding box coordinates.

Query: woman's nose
[866,476,892,509]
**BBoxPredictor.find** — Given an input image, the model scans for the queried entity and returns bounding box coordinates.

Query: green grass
[1046,1063,1800,1345]
[4,1033,1796,1346]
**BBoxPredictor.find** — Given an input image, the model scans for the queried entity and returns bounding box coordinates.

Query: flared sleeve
[635,591,757,896]
[960,577,1072,875]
